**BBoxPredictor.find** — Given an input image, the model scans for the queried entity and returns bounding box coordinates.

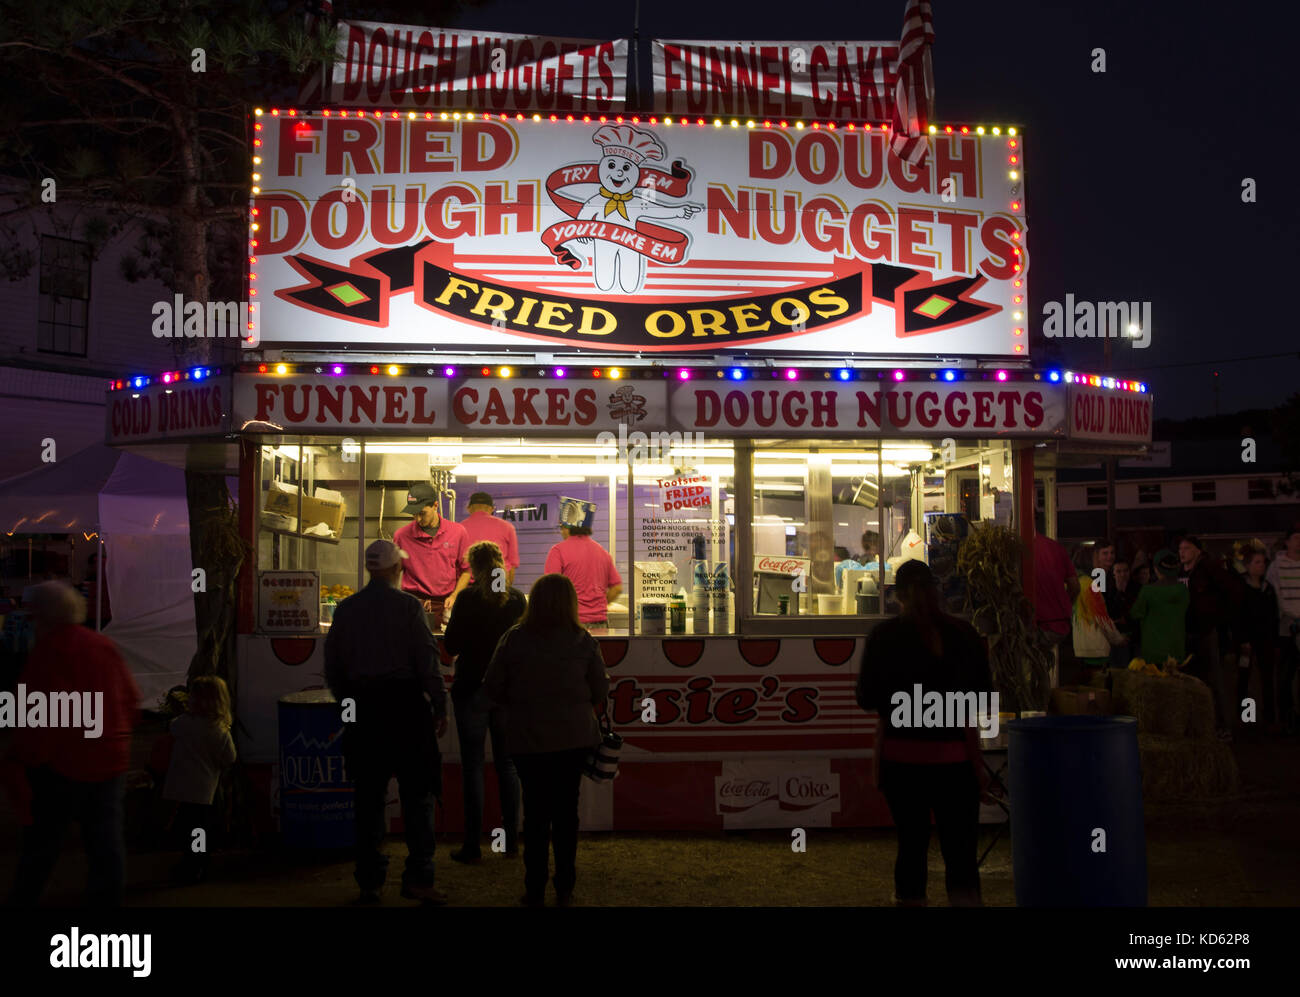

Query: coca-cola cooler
[753,555,810,614]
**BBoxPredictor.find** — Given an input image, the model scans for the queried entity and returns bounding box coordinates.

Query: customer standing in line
[484,574,609,907]
[443,541,527,863]
[325,540,447,905]
[1265,527,1300,734]
[856,560,992,907]
[1178,535,1243,741]
[1236,548,1280,734]
[1128,549,1191,666]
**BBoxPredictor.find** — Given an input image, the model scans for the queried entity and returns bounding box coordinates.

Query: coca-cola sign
[754,555,810,576]
[717,778,775,813]
[780,775,840,811]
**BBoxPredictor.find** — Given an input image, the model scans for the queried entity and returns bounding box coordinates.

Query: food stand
[104,95,1156,832]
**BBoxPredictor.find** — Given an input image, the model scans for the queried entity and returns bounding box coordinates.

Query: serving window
[249,434,1015,634]
[746,440,1013,621]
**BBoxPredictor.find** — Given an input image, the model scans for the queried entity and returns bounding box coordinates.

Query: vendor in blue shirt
[835,530,882,588]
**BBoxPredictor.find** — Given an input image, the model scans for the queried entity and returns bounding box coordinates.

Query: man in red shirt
[392,483,470,630]
[460,492,520,586]
[544,504,622,627]
[7,581,140,907]
[1034,523,1080,686]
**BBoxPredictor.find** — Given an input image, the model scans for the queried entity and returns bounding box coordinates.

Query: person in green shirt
[1128,549,1191,666]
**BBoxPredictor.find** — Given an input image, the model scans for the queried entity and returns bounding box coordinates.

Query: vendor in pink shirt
[460,492,520,585]
[392,482,470,629]
[543,499,622,627]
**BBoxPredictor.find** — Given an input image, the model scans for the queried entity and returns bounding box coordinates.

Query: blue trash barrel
[278,690,353,849]
[1008,715,1146,906]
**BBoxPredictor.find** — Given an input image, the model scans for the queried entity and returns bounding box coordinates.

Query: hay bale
[1109,670,1193,736]
[1174,673,1216,738]
[1137,733,1239,802]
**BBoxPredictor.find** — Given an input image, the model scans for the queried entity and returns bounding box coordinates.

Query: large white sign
[254,114,1027,356]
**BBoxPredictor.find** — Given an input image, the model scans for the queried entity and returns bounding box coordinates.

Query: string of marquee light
[106,363,1146,393]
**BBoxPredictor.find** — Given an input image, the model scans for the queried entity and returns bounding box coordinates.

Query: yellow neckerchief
[598,186,633,220]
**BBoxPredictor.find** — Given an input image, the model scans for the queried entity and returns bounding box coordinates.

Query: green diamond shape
[915,294,955,319]
[326,281,369,307]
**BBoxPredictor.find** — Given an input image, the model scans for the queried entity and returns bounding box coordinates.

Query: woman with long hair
[483,573,609,906]
[855,560,992,906]
[442,541,527,863]
[162,675,236,883]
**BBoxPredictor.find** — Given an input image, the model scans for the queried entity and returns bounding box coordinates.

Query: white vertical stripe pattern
[890,0,936,168]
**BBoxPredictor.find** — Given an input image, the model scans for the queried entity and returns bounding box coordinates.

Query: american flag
[890,0,936,168]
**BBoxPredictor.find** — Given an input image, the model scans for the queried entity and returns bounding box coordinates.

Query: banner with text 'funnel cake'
[252,112,1028,356]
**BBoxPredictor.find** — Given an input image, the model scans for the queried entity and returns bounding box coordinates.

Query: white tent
[0,444,196,705]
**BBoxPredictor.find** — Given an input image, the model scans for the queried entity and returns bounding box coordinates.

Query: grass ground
[2,735,1297,907]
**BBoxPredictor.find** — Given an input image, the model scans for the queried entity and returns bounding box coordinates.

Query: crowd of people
[6,515,1298,910]
[1035,528,1300,741]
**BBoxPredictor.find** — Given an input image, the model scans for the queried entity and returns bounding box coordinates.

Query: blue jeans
[9,766,126,907]
[453,685,519,854]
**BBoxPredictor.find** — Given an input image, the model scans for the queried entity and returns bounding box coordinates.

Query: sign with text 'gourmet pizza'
[254,114,1027,356]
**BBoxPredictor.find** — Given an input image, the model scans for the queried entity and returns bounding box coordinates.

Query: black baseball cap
[401,483,439,515]
[468,492,494,507]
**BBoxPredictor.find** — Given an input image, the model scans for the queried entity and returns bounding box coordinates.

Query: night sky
[433,0,1297,420]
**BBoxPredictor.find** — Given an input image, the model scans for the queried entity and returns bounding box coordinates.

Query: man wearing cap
[325,540,448,905]
[393,483,471,630]
[460,492,519,585]
[544,502,622,627]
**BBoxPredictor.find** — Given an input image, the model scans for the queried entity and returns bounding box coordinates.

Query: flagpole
[96,536,104,632]
[630,0,641,111]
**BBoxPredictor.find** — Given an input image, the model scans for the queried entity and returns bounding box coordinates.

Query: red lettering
[481,388,511,424]
[945,391,970,428]
[255,383,278,422]
[781,391,807,426]
[453,386,477,424]
[916,390,940,428]
[1023,391,1044,428]
[546,387,572,424]
[382,385,409,423]
[573,388,597,424]
[512,387,542,425]
[412,386,437,424]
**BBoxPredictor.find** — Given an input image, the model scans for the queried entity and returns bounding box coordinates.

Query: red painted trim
[1017,446,1036,611]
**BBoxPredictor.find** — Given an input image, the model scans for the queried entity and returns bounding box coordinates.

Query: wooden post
[237,438,257,635]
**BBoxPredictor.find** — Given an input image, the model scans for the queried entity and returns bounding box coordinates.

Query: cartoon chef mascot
[574,124,703,294]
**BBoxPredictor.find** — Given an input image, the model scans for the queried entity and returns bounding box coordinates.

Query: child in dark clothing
[162,676,236,882]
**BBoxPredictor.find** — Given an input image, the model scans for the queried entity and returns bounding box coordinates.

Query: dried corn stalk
[956,522,1054,714]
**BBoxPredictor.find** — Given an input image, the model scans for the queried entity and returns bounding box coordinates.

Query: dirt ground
[1,735,1297,907]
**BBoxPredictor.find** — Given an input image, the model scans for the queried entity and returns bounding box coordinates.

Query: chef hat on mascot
[592,124,665,166]
[559,496,597,530]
